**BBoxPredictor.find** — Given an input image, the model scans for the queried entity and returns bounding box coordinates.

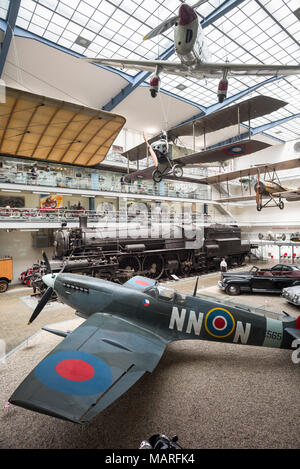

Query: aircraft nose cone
[178,4,197,25]
[42,274,56,289]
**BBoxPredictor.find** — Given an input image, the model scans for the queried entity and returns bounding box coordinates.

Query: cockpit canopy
[146,285,186,304]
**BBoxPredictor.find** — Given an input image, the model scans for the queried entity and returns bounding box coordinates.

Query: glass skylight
[8,0,300,141]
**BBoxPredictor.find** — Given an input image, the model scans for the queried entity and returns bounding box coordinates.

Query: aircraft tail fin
[284,315,300,341]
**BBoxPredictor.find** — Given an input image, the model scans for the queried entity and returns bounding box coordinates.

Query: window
[157,285,175,302]
[175,292,186,305]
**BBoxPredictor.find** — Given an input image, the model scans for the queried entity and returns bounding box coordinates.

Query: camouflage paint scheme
[9,273,300,424]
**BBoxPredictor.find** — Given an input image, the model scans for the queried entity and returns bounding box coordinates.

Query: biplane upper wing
[174,140,269,165]
[9,313,167,423]
[168,96,287,139]
[83,56,300,80]
[198,158,300,185]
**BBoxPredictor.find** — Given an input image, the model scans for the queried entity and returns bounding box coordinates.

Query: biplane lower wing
[9,313,167,423]
[274,190,300,201]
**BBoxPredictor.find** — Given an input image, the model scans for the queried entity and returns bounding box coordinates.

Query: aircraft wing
[83,57,300,79]
[121,96,286,162]
[174,140,269,165]
[273,189,300,201]
[168,96,287,139]
[9,313,167,423]
[124,140,270,181]
[197,158,300,185]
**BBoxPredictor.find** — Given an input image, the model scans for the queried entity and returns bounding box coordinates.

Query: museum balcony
[0,155,211,203]
[0,208,220,232]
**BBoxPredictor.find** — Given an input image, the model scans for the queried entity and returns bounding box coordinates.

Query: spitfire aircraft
[8,253,300,424]
[122,95,287,183]
[83,0,300,103]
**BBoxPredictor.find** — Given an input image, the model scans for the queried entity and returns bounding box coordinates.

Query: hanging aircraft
[200,158,300,210]
[83,0,300,103]
[121,95,287,183]
[8,252,300,423]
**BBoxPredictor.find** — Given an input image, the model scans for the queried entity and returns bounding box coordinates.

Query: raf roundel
[204,307,236,338]
[34,350,113,396]
[223,144,248,156]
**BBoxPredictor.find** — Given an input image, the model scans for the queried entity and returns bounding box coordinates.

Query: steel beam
[0,20,134,84]
[0,0,21,77]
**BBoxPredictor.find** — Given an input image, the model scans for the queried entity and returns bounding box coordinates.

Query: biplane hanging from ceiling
[122,95,287,183]
[200,158,300,211]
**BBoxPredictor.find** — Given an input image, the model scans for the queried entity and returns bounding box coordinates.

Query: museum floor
[1,263,299,449]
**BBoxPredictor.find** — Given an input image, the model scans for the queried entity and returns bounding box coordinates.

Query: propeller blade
[28,286,53,325]
[143,15,178,40]
[256,170,261,207]
[42,250,52,274]
[143,132,158,167]
[191,0,208,10]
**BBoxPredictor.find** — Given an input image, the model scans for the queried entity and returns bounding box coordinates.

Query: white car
[282,285,300,306]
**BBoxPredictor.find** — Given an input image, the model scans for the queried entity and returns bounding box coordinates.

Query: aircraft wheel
[150,89,157,98]
[225,284,241,296]
[279,201,284,210]
[152,169,163,183]
[173,164,183,178]
[256,204,262,211]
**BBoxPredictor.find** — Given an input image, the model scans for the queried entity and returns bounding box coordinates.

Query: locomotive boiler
[43,215,251,283]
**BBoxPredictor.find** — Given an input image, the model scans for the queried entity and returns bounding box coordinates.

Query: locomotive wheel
[142,255,164,279]
[118,256,141,278]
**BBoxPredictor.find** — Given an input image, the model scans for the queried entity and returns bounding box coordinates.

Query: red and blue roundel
[143,299,150,307]
[204,307,236,338]
[34,350,113,396]
[222,144,248,156]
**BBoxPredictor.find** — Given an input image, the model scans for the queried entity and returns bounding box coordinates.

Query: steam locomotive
[35,216,251,286]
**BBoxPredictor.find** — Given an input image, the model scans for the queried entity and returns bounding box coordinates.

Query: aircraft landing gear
[256,203,262,211]
[150,89,158,98]
[279,201,284,210]
[152,169,163,183]
[173,164,183,178]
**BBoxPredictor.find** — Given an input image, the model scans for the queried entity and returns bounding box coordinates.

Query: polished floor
[0,264,299,449]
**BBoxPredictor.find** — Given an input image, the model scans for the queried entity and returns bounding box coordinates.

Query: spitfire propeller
[28,251,65,325]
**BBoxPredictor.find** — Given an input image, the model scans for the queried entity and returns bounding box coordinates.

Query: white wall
[0,230,51,284]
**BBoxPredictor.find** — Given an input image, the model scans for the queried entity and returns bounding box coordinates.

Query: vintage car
[282,285,300,306]
[218,264,300,296]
